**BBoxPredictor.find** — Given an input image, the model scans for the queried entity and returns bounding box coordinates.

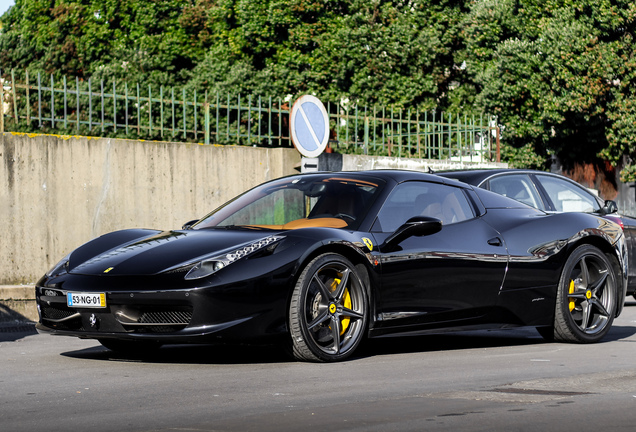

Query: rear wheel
[289,253,368,362]
[549,244,617,343]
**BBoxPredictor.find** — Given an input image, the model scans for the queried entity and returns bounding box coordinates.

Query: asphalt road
[2,301,636,432]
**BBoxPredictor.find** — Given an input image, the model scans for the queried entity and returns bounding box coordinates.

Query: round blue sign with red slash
[290,95,330,158]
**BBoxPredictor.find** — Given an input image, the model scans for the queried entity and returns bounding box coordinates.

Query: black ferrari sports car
[36,170,628,362]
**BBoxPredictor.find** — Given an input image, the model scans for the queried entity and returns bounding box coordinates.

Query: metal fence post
[51,74,55,128]
[88,77,92,132]
[100,79,104,133]
[113,81,116,132]
[364,106,369,155]
[0,68,4,133]
[194,89,197,140]
[63,75,67,129]
[11,70,18,124]
[160,86,164,138]
[26,70,30,126]
[204,90,210,145]
[75,76,79,132]
[36,72,42,128]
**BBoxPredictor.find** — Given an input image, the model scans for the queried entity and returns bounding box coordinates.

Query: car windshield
[192,174,385,230]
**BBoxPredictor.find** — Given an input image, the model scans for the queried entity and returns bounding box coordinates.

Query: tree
[184,0,472,111]
[0,0,208,86]
[463,0,636,175]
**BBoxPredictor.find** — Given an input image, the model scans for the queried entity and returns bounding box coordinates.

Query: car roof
[322,169,533,211]
[436,168,575,187]
[436,168,519,185]
[333,169,475,188]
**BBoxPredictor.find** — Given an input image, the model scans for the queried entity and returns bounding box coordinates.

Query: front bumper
[35,277,289,344]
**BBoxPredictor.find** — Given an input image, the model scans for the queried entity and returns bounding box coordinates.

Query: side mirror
[182,219,199,230]
[381,216,442,250]
[601,200,618,215]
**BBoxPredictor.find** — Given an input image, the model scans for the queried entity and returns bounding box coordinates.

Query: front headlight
[45,254,71,277]
[184,235,284,280]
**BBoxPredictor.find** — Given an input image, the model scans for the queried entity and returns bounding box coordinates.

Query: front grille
[139,310,192,325]
[40,304,83,331]
[116,307,193,333]
[41,305,76,320]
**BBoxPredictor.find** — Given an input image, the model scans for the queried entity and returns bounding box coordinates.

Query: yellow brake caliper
[330,277,352,335]
[568,280,576,312]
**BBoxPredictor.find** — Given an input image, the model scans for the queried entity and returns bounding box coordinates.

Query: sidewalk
[0,285,37,332]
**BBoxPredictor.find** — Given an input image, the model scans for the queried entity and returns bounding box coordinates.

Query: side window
[487,174,545,210]
[535,175,601,213]
[372,182,475,233]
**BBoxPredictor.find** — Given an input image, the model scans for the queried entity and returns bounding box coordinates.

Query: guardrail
[0,69,499,161]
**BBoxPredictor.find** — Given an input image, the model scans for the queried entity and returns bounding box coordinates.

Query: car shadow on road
[358,327,547,358]
[62,341,294,365]
[0,327,37,342]
[60,327,548,365]
[60,305,636,365]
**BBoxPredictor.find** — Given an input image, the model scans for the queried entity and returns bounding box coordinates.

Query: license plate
[67,292,106,308]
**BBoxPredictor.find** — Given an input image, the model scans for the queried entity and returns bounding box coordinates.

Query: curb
[1,285,38,323]
[0,285,36,300]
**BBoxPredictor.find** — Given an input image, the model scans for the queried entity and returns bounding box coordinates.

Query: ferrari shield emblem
[362,237,373,251]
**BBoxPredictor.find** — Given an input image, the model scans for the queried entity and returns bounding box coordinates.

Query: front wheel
[288,253,369,362]
[549,244,617,343]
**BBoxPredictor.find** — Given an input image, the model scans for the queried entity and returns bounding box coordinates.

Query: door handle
[487,237,502,247]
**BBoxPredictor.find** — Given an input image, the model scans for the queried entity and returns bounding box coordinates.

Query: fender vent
[118,308,193,333]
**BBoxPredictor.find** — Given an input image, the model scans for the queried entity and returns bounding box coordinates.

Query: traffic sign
[290,95,330,158]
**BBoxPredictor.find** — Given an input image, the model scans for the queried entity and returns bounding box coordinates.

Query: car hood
[68,228,283,276]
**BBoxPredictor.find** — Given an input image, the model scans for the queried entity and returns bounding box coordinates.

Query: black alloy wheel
[550,244,617,343]
[289,253,368,362]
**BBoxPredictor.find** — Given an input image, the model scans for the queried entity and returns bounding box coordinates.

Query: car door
[370,181,509,332]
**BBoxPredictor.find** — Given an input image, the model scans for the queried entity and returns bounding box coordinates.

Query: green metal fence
[0,69,499,161]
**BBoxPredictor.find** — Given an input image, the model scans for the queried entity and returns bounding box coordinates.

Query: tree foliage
[2,0,636,176]
[464,0,636,177]
[1,0,470,111]
[0,0,202,85]
[183,0,471,111]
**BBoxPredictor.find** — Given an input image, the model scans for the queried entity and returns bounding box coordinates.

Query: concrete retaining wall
[1,133,301,286]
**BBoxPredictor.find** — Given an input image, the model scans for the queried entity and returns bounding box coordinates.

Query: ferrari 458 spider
[36,170,627,362]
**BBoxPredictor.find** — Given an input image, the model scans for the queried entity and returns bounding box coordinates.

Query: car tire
[550,244,617,343]
[288,253,368,362]
[98,339,162,355]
